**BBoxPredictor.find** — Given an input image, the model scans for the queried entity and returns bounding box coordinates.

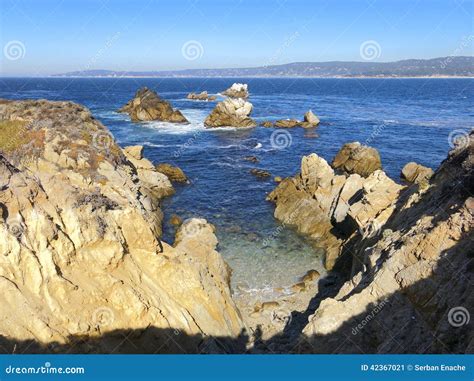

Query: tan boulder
[204,98,256,128]
[332,142,382,177]
[156,163,188,183]
[401,162,434,184]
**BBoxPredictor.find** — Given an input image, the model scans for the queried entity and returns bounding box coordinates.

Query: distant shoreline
[3,75,474,79]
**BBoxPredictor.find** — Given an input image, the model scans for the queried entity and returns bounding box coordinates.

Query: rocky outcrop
[401,162,434,184]
[267,133,473,354]
[332,142,382,177]
[267,151,403,269]
[119,87,188,123]
[0,99,244,353]
[300,110,320,128]
[300,131,473,354]
[222,83,249,99]
[274,119,301,128]
[156,163,188,183]
[261,111,320,129]
[187,91,216,101]
[204,98,256,128]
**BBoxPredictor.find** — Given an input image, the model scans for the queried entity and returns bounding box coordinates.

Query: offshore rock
[119,87,188,123]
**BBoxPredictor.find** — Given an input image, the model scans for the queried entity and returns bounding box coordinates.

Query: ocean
[1,77,472,298]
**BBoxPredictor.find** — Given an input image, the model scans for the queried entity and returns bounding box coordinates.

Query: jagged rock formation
[204,98,256,128]
[401,162,434,184]
[268,134,473,354]
[301,110,320,128]
[0,99,244,353]
[119,87,188,123]
[267,150,402,269]
[156,163,188,183]
[222,83,249,99]
[332,142,382,177]
[187,91,216,101]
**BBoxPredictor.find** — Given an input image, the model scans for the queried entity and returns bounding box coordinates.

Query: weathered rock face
[332,142,382,177]
[119,87,189,123]
[302,110,320,128]
[274,119,301,128]
[300,132,473,354]
[156,163,188,183]
[187,91,216,101]
[204,98,256,128]
[401,162,434,184]
[267,152,403,269]
[0,99,244,353]
[222,83,249,98]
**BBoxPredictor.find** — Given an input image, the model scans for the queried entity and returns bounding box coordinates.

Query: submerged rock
[260,121,274,128]
[274,119,301,128]
[250,168,271,178]
[244,155,259,163]
[187,91,216,101]
[156,163,188,183]
[222,83,249,98]
[119,87,188,123]
[401,162,434,184]
[204,98,256,128]
[332,142,382,177]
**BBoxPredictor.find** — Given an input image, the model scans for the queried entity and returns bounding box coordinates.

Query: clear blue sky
[1,0,473,76]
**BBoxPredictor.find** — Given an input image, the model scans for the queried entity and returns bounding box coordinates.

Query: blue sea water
[0,77,472,296]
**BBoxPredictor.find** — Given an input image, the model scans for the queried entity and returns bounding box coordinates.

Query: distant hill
[55,56,474,78]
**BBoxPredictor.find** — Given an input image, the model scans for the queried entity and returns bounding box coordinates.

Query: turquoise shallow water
[1,77,472,296]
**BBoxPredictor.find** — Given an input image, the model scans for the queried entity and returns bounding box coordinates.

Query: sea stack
[119,87,189,123]
[204,98,257,128]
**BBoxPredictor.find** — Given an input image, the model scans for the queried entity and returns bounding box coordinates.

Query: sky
[0,0,473,76]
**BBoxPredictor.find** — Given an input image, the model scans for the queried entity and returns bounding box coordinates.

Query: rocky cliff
[0,99,244,353]
[267,135,473,353]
